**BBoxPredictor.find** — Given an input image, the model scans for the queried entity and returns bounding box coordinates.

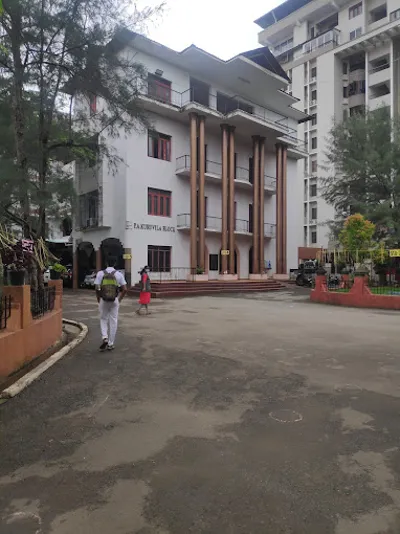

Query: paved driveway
[1,288,400,533]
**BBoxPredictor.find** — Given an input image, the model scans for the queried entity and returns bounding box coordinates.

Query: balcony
[369,64,390,87]
[302,29,340,57]
[176,155,277,194]
[139,83,305,148]
[177,213,276,238]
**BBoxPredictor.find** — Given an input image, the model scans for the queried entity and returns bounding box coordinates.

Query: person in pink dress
[136,266,151,315]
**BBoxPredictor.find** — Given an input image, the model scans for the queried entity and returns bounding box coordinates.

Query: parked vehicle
[62,264,73,287]
[82,271,96,289]
[296,260,317,287]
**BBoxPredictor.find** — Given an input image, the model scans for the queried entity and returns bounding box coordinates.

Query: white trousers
[99,298,119,345]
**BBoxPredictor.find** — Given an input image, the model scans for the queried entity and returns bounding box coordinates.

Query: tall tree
[0,0,164,237]
[322,107,400,245]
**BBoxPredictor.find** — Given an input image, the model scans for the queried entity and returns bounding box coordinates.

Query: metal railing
[176,154,190,171]
[302,28,340,55]
[0,295,12,330]
[142,83,304,142]
[264,224,276,238]
[236,166,251,183]
[206,216,222,231]
[31,287,56,319]
[326,275,353,292]
[235,219,250,233]
[368,278,400,295]
[177,213,191,228]
[150,267,197,283]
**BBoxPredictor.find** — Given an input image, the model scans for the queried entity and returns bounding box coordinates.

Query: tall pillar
[95,248,102,272]
[221,124,229,274]
[275,143,283,274]
[72,248,78,290]
[259,138,266,274]
[252,136,260,274]
[198,116,206,272]
[189,112,198,271]
[228,126,236,274]
[282,145,288,275]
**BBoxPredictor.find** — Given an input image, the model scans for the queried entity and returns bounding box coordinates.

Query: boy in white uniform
[95,256,127,351]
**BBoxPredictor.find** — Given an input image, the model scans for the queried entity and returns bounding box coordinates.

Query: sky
[139,0,283,60]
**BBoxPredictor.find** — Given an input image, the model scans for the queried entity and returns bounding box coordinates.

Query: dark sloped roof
[240,46,290,82]
[255,0,315,29]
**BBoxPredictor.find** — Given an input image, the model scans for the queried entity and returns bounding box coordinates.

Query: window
[349,2,362,19]
[311,89,317,102]
[148,131,171,161]
[391,8,400,21]
[310,184,317,197]
[369,4,387,23]
[79,190,99,228]
[148,74,172,103]
[343,109,348,121]
[311,206,318,220]
[249,157,254,184]
[350,27,362,40]
[311,137,317,150]
[249,204,253,233]
[343,62,348,75]
[343,86,348,98]
[311,231,317,244]
[148,246,171,273]
[89,93,96,116]
[311,160,317,173]
[311,114,317,126]
[148,188,171,217]
[209,254,219,271]
[311,67,317,80]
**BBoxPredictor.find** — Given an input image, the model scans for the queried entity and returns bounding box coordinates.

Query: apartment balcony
[369,65,390,87]
[176,155,277,194]
[177,213,276,239]
[139,83,305,150]
[369,92,391,110]
[302,28,340,57]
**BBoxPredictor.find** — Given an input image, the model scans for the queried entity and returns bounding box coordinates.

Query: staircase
[129,279,284,298]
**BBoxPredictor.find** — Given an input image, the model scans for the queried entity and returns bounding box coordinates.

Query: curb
[0,319,88,399]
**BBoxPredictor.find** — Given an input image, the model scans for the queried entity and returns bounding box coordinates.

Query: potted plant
[8,262,26,286]
[50,263,67,280]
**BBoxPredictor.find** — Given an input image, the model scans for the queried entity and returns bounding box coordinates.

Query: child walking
[137,266,151,315]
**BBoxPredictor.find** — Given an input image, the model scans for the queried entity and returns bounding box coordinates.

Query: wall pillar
[198,116,206,272]
[189,112,198,271]
[276,144,283,274]
[282,145,288,275]
[228,126,236,274]
[95,248,102,272]
[221,124,229,274]
[73,248,78,290]
[259,137,266,274]
[275,143,288,274]
[124,248,132,287]
[252,136,260,274]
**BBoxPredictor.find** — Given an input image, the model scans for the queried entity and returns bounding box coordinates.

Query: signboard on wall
[221,250,230,256]
[132,223,175,232]
[389,249,400,257]
[123,253,132,260]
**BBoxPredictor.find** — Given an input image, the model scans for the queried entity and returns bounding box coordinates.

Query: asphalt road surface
[1,287,400,533]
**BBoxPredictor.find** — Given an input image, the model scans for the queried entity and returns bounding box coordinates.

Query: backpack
[100,270,119,301]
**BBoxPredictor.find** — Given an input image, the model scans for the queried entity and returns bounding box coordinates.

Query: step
[150,287,283,298]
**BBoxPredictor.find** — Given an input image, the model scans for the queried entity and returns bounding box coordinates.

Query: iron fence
[150,267,197,283]
[0,295,12,330]
[368,278,400,295]
[326,274,353,292]
[31,287,56,319]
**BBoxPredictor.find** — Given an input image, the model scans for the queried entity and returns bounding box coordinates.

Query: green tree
[339,214,376,251]
[0,0,164,237]
[322,107,400,245]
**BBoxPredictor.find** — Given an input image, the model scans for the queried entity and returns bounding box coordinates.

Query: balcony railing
[178,214,276,238]
[176,156,279,189]
[264,224,276,238]
[302,28,340,56]
[140,83,303,142]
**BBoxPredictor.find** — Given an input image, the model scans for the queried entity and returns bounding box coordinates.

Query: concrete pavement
[1,288,400,533]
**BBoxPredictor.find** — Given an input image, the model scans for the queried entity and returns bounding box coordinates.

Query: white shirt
[95,267,127,287]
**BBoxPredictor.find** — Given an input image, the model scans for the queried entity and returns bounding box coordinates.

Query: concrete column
[259,138,266,274]
[124,247,132,287]
[252,136,260,274]
[228,126,236,274]
[95,248,102,272]
[282,145,288,275]
[275,144,283,274]
[198,116,206,271]
[221,124,229,274]
[73,248,78,290]
[189,112,198,271]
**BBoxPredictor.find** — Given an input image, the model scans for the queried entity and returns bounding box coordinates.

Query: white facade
[257,0,400,249]
[73,32,307,284]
